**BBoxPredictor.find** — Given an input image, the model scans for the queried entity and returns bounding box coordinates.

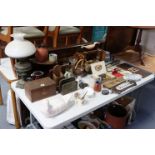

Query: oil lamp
[5,33,36,88]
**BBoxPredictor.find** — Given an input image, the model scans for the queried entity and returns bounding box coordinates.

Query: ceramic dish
[102,88,112,95]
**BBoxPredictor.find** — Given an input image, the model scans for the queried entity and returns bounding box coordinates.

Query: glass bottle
[94,79,101,92]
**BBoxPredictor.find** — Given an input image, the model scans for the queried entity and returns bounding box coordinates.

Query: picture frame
[91,61,106,77]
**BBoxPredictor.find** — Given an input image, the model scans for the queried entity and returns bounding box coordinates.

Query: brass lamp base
[16,79,25,89]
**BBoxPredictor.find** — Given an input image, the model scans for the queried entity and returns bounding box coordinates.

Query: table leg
[10,87,21,129]
[134,29,145,66]
[0,87,3,105]
[26,113,37,129]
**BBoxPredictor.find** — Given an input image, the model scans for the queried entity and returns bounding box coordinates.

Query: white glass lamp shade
[5,33,36,58]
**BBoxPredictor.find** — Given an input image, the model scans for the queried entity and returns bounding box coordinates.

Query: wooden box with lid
[25,77,56,102]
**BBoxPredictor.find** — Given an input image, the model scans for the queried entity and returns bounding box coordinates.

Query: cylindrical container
[105,103,128,129]
[94,80,101,92]
[49,53,57,63]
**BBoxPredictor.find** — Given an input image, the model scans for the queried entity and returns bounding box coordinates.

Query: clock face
[91,61,106,76]
[95,65,102,71]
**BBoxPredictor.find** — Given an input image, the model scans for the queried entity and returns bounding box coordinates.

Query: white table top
[0,58,17,81]
[11,73,154,129]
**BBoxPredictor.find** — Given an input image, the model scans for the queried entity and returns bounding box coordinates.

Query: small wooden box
[25,77,56,102]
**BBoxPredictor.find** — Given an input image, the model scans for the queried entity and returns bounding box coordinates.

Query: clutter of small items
[5,37,151,129]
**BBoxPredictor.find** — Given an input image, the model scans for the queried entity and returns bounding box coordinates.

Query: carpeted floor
[0,104,15,129]
[127,80,155,129]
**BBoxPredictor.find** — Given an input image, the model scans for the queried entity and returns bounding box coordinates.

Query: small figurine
[74,91,88,105]
[64,67,73,79]
[81,42,100,50]
[50,65,64,85]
